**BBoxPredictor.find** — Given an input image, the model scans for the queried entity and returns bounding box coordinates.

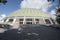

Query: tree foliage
[56,8,60,12]
[0,0,7,4]
[56,0,60,24]
[47,0,54,2]
[56,17,60,24]
[56,7,60,24]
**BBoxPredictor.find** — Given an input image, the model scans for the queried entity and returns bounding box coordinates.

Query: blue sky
[0,0,59,20]
[0,0,22,15]
[0,0,59,15]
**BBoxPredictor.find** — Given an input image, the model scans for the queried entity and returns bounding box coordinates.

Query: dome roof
[7,8,50,18]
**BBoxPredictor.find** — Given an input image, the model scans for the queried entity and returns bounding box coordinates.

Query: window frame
[8,19,14,23]
[45,19,51,24]
[19,18,24,24]
[26,18,33,24]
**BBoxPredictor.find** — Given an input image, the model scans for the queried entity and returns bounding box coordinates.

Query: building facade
[3,8,54,28]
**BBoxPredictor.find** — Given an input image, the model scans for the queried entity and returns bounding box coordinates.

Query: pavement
[0,25,60,40]
[0,28,5,33]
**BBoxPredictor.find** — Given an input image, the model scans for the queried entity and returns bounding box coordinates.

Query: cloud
[50,9,56,19]
[20,0,58,13]
[20,0,59,19]
[0,14,6,21]
[20,0,49,12]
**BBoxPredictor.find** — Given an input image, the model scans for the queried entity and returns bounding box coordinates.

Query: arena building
[3,8,54,28]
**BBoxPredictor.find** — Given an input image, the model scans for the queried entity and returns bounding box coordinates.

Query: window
[50,18,55,24]
[47,0,54,2]
[35,19,39,24]
[45,19,51,24]
[47,0,51,2]
[8,19,13,22]
[26,22,32,24]
[26,19,32,21]
[4,18,7,22]
[19,19,23,21]
[35,19,39,21]
[19,19,23,24]
[39,18,44,24]
[36,22,39,24]
[20,22,23,24]
[26,19,33,24]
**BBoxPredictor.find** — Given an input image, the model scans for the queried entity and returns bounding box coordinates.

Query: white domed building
[3,8,54,28]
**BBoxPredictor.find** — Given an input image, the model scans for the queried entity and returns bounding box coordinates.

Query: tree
[56,7,60,24]
[0,0,7,4]
[47,0,54,2]
[56,0,60,24]
[56,17,60,24]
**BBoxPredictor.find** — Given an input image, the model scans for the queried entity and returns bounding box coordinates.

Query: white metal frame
[5,16,53,25]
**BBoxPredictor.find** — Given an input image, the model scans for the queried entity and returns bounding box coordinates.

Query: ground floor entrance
[3,17,54,27]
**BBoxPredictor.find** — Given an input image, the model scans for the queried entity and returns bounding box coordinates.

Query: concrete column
[1,20,4,22]
[23,16,26,24]
[32,18,34,24]
[39,18,41,24]
[49,18,53,24]
[43,18,46,24]
[13,18,19,29]
[54,20,58,24]
[5,18,9,22]
[34,17,36,24]
[13,18,16,23]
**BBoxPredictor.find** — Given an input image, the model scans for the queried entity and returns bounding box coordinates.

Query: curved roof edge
[7,8,50,18]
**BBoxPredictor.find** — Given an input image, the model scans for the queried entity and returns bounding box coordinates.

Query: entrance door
[26,22,32,24]
[26,18,33,24]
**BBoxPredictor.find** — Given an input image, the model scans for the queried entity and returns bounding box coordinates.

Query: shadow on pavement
[0,25,60,40]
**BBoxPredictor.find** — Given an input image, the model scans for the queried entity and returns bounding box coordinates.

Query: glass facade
[5,17,53,25]
[45,19,51,24]
[8,19,13,22]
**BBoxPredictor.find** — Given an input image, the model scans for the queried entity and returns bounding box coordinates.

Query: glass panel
[4,18,7,22]
[19,19,23,21]
[36,22,39,24]
[47,0,51,2]
[39,18,44,24]
[45,19,51,24]
[8,19,13,22]
[50,18,54,24]
[20,22,23,24]
[35,19,39,21]
[47,0,54,2]
[26,22,32,24]
[26,19,32,21]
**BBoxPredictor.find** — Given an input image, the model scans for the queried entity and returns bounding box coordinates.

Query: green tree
[56,17,60,24]
[56,0,60,24]
[56,8,60,24]
[0,0,7,4]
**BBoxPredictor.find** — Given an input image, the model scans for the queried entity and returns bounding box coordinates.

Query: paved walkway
[0,28,5,33]
[0,25,60,40]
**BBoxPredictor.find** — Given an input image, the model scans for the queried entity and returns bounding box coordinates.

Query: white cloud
[50,9,56,19]
[0,14,6,21]
[20,0,59,19]
[20,0,50,11]
[51,9,56,15]
[20,0,58,13]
